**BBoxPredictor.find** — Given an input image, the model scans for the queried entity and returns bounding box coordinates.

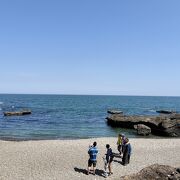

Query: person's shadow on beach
[74,167,87,175]
[113,160,124,166]
[74,167,104,177]
[113,159,123,165]
[113,153,123,165]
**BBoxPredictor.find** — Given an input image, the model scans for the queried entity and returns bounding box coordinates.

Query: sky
[0,0,180,96]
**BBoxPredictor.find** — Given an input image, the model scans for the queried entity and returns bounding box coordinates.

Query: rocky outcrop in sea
[106,111,180,137]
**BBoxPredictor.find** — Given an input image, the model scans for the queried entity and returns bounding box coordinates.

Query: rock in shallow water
[134,124,151,136]
[106,113,180,137]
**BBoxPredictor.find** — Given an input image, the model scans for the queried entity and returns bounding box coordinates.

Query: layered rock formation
[106,112,180,137]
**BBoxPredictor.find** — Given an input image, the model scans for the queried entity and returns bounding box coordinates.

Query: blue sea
[0,94,180,140]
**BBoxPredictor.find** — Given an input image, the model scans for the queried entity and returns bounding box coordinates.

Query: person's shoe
[102,172,108,177]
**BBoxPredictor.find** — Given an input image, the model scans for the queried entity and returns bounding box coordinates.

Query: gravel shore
[0,138,180,180]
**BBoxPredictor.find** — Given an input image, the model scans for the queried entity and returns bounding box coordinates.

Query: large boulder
[120,164,180,180]
[134,124,151,136]
[106,114,180,137]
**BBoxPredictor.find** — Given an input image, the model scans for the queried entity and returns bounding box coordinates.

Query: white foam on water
[148,109,156,112]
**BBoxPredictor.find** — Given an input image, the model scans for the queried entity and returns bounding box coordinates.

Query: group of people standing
[117,133,132,166]
[87,133,132,177]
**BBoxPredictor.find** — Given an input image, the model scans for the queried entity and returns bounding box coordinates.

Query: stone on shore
[120,164,180,180]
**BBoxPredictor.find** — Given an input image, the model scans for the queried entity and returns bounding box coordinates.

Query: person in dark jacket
[105,144,114,175]
[122,138,132,166]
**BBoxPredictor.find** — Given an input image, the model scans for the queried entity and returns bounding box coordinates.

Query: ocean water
[0,94,180,140]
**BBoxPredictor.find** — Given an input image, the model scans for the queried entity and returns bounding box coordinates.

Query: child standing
[105,144,114,175]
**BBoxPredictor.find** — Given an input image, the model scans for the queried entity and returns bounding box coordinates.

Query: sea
[0,94,180,141]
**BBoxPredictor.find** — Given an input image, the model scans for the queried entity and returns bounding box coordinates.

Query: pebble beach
[0,138,180,180]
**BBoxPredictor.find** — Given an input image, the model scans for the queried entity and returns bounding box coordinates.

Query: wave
[148,109,156,113]
[0,102,3,105]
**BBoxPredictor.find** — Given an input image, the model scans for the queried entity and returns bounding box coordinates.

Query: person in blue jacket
[87,141,98,175]
[122,138,132,166]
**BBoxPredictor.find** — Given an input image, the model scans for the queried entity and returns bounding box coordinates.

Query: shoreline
[0,137,180,180]
[0,135,179,142]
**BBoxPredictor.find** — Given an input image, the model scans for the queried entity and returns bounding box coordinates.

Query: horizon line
[0,93,179,98]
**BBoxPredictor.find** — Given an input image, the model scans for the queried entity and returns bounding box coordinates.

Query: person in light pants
[102,156,108,178]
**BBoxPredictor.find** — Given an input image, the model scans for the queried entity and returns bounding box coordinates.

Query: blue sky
[0,0,180,96]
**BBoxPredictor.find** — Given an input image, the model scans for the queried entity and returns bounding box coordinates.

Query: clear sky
[0,0,180,96]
